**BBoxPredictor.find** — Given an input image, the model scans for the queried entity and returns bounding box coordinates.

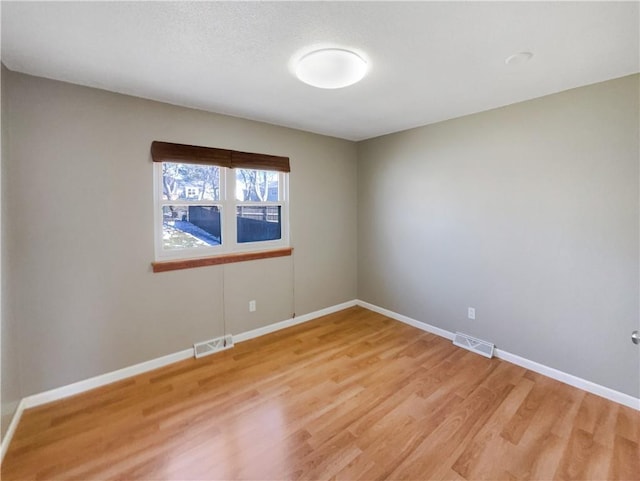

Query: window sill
[152,247,293,273]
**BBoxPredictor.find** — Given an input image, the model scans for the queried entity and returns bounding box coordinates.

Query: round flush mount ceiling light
[505,51,534,65]
[295,48,368,89]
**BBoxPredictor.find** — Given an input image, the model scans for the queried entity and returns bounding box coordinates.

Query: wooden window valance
[150,141,290,173]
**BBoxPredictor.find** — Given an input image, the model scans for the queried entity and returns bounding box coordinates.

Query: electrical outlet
[249,300,256,312]
[468,307,476,320]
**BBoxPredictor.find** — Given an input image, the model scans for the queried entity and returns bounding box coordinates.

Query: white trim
[3,298,636,463]
[20,300,355,408]
[0,300,357,460]
[356,299,455,341]
[23,348,194,410]
[355,299,640,411]
[154,164,290,263]
[233,300,357,343]
[493,349,640,410]
[1,349,194,462]
[1,399,26,462]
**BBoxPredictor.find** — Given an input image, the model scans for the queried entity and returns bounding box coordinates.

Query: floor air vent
[453,332,494,358]
[194,335,234,358]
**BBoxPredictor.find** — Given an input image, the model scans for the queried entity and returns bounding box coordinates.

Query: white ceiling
[2,1,639,141]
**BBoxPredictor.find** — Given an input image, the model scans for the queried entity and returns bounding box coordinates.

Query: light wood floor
[3,306,639,480]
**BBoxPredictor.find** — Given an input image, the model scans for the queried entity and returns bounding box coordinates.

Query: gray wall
[3,70,358,396]
[1,65,23,438]
[3,67,638,411]
[358,74,640,397]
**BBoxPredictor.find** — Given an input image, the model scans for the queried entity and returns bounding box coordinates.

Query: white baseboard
[357,300,455,341]
[22,348,195,410]
[18,300,358,413]
[355,299,640,411]
[0,348,194,463]
[0,299,358,462]
[234,299,357,343]
[3,298,636,463]
[1,399,26,462]
[494,349,640,410]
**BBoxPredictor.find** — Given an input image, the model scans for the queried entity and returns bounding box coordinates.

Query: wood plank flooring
[2,306,639,480]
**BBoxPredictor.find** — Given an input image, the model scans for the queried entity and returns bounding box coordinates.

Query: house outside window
[185,186,199,198]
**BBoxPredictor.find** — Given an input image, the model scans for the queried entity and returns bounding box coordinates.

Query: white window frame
[154,163,289,262]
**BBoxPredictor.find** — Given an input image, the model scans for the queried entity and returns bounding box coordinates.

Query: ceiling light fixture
[295,48,368,89]
[505,51,534,65]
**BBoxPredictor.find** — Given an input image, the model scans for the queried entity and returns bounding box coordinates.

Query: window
[235,169,282,244]
[152,141,289,264]
[160,162,222,253]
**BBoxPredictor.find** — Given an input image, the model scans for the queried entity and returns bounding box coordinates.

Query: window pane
[235,169,279,201]
[162,162,220,201]
[162,205,221,250]
[237,206,281,243]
